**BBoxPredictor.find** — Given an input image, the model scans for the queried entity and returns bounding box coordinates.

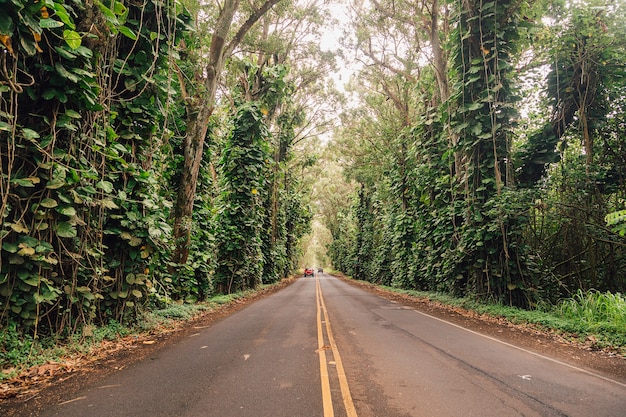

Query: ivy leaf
[118,26,137,40]
[101,198,119,209]
[54,46,77,60]
[34,222,49,231]
[74,46,93,58]
[39,18,64,29]
[9,254,24,265]
[53,4,76,29]
[2,242,19,253]
[40,198,58,208]
[42,88,57,100]
[96,180,114,193]
[57,205,77,217]
[62,29,81,49]
[65,109,81,119]
[55,62,79,82]
[46,178,66,189]
[96,0,120,26]
[21,276,40,286]
[55,222,77,238]
[17,244,36,257]
[22,128,40,140]
[0,13,15,35]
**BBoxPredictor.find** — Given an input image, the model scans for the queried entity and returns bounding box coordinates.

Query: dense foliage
[327,0,626,307]
[1,0,320,344]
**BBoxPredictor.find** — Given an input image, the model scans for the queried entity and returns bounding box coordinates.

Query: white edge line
[412,309,626,388]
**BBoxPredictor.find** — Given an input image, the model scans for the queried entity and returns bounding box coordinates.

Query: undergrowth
[0,287,265,382]
[381,285,626,353]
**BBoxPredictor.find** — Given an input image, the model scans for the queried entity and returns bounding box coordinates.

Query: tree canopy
[1,0,626,343]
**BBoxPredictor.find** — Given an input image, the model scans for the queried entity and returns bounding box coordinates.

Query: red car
[304,268,314,277]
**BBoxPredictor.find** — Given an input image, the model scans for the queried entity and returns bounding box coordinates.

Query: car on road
[304,268,314,277]
[318,268,323,273]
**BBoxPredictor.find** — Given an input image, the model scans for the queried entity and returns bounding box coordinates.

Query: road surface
[28,274,626,416]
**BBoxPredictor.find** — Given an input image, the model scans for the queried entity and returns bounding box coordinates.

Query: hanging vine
[0,0,190,335]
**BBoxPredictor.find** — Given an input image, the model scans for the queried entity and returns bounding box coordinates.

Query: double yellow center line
[315,276,358,417]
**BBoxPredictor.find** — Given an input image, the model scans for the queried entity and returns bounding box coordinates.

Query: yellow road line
[316,277,334,417]
[316,276,358,417]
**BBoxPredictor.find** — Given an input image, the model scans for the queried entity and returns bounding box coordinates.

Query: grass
[0,283,277,382]
[375,284,626,353]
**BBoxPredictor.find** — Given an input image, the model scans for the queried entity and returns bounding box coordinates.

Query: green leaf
[96,0,120,25]
[65,109,81,119]
[9,254,24,265]
[55,221,77,238]
[113,1,127,16]
[57,205,77,216]
[22,277,40,286]
[39,18,64,29]
[0,13,15,35]
[118,26,137,40]
[99,198,118,209]
[17,245,36,256]
[12,178,36,187]
[40,198,58,208]
[54,46,77,60]
[96,180,114,193]
[53,3,76,29]
[34,222,49,231]
[46,178,66,189]
[41,88,56,100]
[74,46,93,58]
[62,30,81,49]
[22,128,40,140]
[2,242,19,253]
[55,62,79,82]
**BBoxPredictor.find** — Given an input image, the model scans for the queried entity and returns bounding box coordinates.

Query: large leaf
[53,3,76,29]
[55,62,79,82]
[0,13,14,35]
[96,180,114,193]
[57,205,77,216]
[118,26,137,40]
[40,198,58,208]
[63,30,81,49]
[39,18,64,29]
[55,221,77,238]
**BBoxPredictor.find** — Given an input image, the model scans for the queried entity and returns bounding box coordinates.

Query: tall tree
[172,0,281,265]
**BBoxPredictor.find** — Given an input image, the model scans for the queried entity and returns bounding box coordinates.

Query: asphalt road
[35,274,626,416]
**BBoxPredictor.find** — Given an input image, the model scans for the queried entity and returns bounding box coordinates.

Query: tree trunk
[171,0,282,265]
[171,0,240,265]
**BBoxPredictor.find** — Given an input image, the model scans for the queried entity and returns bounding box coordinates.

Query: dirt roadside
[2,275,625,415]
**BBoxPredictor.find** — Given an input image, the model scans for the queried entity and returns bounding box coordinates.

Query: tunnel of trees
[1,0,625,342]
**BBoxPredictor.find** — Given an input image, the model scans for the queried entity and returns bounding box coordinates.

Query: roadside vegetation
[317,0,626,325]
[0,283,283,383]
[1,0,333,374]
[372,283,626,354]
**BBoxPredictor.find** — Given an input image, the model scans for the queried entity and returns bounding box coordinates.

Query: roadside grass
[0,284,277,382]
[375,285,626,354]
